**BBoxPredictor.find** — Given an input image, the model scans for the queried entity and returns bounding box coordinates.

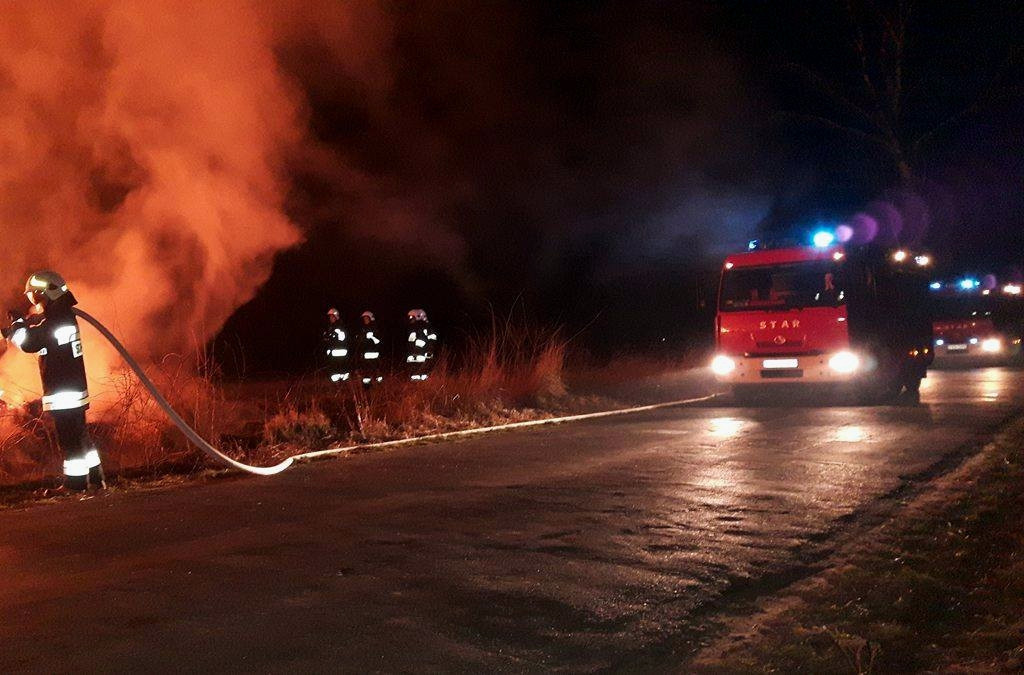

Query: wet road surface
[1,368,1022,671]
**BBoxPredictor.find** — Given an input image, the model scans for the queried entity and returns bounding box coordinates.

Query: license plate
[946,344,968,351]
[762,358,799,369]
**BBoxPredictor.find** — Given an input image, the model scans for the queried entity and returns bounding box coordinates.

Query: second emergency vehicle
[930,282,1024,363]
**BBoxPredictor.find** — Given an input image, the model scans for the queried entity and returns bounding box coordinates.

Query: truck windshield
[931,297,996,321]
[719,260,844,311]
[932,296,1023,333]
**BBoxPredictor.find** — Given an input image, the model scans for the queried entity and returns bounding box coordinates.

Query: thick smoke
[0,1,304,400]
[0,0,770,390]
[270,1,769,309]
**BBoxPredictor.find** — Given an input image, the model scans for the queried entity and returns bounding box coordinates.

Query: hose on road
[290,392,722,463]
[76,307,719,477]
[74,308,293,476]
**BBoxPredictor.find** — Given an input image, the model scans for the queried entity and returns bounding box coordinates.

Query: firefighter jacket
[406,321,438,366]
[322,322,351,382]
[359,323,382,363]
[9,294,89,411]
[322,323,350,362]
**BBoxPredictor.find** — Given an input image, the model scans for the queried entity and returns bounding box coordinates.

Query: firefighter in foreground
[405,309,438,381]
[4,271,105,491]
[322,308,351,383]
[358,311,383,387]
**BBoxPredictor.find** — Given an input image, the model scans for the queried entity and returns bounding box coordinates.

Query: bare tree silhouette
[777,0,1023,189]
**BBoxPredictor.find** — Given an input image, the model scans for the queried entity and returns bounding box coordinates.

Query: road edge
[289,392,724,463]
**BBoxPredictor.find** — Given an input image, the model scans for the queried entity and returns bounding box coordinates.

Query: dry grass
[0,316,619,487]
[0,409,57,484]
[321,322,572,444]
[89,352,244,476]
[263,406,334,449]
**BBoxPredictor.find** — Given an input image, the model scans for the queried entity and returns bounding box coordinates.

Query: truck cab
[711,236,933,402]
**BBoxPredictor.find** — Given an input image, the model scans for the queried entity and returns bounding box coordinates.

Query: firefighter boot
[88,464,107,490]
[65,474,88,492]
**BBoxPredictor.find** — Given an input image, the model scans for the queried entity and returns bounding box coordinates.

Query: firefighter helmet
[25,270,69,304]
[361,311,375,324]
[407,309,428,322]
[327,307,340,322]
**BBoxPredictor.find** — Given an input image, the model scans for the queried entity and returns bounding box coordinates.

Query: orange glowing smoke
[0,1,312,406]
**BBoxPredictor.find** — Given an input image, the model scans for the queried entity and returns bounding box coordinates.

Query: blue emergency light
[959,278,979,290]
[929,282,942,290]
[812,230,835,248]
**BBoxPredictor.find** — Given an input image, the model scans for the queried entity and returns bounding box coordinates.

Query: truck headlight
[981,337,1002,353]
[710,355,736,376]
[828,351,860,374]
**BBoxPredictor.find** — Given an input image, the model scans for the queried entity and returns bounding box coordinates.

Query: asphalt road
[2,368,1022,672]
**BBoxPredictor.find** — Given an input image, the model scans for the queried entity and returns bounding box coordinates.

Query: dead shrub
[263,406,334,448]
[0,410,55,483]
[91,345,244,475]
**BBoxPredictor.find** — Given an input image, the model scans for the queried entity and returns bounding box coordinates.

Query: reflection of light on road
[691,461,744,498]
[835,426,865,443]
[709,417,744,437]
[693,467,735,492]
[978,367,1008,402]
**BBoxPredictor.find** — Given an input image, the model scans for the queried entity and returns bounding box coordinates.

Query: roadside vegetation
[692,417,1024,673]
[0,320,694,490]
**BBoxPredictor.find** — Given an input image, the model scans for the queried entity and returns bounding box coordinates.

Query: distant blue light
[812,230,835,248]
[929,282,942,290]
[747,239,759,251]
[959,278,979,290]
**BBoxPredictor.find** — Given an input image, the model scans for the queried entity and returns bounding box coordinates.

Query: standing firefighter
[358,311,384,387]
[4,271,105,491]
[322,308,351,383]
[406,309,438,381]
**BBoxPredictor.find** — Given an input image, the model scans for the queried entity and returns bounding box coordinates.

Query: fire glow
[0,2,324,406]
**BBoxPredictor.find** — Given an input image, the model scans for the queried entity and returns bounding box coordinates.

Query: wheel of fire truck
[899,366,924,404]
[856,380,900,406]
[856,355,903,405]
[856,354,922,406]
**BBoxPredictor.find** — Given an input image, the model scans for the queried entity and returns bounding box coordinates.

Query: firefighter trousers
[51,408,104,490]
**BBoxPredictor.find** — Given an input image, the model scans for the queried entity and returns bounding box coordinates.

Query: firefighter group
[0,269,440,494]
[321,307,438,387]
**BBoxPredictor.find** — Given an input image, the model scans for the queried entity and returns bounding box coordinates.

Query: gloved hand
[2,311,24,339]
[2,312,16,339]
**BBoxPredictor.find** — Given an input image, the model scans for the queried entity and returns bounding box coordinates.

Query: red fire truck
[711,233,934,402]
[930,283,1024,364]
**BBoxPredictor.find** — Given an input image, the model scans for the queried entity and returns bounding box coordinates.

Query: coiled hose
[73,308,293,476]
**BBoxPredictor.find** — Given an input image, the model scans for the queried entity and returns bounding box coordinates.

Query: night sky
[216,0,1024,373]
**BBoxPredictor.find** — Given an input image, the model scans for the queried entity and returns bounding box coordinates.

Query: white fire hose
[74,308,718,479]
[73,308,293,476]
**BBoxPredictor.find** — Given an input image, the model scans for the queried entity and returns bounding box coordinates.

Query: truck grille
[756,339,804,349]
[760,369,803,379]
